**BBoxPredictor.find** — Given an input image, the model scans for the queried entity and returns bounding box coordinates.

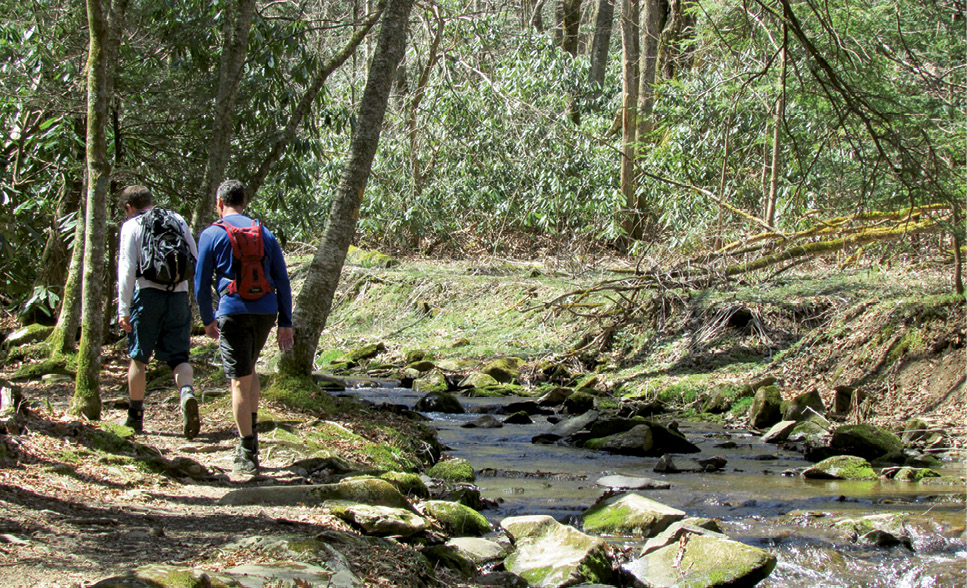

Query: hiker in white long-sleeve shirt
[117,185,200,439]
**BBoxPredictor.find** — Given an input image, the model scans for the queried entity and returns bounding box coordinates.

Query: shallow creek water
[343,385,967,587]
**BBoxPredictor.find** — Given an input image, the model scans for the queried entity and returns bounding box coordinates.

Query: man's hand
[120,316,132,333]
[277,326,294,351]
[204,321,219,339]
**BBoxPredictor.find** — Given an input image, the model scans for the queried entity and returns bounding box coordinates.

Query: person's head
[120,185,153,219]
[216,179,247,214]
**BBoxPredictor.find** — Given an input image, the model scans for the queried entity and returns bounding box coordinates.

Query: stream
[343,384,966,588]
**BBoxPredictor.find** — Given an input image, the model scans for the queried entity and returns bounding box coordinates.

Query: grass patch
[263,373,341,414]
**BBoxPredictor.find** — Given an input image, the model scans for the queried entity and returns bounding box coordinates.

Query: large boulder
[802,455,877,480]
[782,388,826,422]
[622,534,776,588]
[501,515,613,587]
[583,422,699,457]
[581,493,685,537]
[748,385,783,429]
[414,390,465,413]
[829,424,904,461]
[481,357,522,383]
[413,372,453,396]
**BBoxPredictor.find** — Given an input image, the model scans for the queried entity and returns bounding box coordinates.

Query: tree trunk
[190,0,256,234]
[637,0,667,140]
[48,188,86,356]
[764,26,787,228]
[248,6,383,199]
[588,0,615,97]
[406,5,444,247]
[279,0,414,376]
[71,0,128,420]
[620,0,640,243]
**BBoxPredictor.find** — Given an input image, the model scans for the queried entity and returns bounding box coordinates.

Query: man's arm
[193,228,217,330]
[117,219,139,330]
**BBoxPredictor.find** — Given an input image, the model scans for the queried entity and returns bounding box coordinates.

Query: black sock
[240,434,257,452]
[129,400,143,417]
[251,413,258,433]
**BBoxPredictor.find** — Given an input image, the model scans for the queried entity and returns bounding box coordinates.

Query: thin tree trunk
[72,0,128,420]
[248,6,384,199]
[406,5,444,247]
[280,0,414,376]
[764,25,787,228]
[953,204,964,295]
[48,188,86,356]
[588,0,615,97]
[620,0,640,243]
[190,0,256,234]
[637,0,667,139]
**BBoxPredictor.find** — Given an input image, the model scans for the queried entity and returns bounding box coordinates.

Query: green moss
[582,502,635,534]
[886,328,924,365]
[425,501,490,536]
[427,457,475,482]
[380,472,429,498]
[263,373,340,413]
[12,357,73,380]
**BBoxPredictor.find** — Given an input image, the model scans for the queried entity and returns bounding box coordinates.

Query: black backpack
[137,208,195,288]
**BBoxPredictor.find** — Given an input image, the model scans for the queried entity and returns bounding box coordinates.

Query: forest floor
[0,254,964,587]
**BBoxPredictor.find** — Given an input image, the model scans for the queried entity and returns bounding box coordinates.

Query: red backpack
[213,219,274,300]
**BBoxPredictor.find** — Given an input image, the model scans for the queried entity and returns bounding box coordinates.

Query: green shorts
[127,288,191,368]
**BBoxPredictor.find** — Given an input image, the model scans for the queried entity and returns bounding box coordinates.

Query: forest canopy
[1,0,963,317]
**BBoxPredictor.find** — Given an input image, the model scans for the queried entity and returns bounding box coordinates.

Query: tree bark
[248,5,384,199]
[619,0,640,243]
[405,5,444,247]
[48,188,86,356]
[588,0,615,97]
[764,25,787,227]
[190,0,256,234]
[637,0,667,140]
[279,0,414,376]
[71,0,128,420]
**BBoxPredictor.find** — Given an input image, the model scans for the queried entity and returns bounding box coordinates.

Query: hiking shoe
[180,393,200,440]
[233,444,259,476]
[123,411,143,434]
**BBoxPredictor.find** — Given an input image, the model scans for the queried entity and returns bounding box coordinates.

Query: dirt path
[0,345,377,588]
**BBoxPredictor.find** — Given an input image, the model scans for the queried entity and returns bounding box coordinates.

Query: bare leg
[128,360,147,401]
[172,362,194,389]
[231,374,256,437]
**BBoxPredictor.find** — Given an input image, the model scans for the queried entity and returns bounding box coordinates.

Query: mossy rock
[802,455,877,480]
[413,371,450,395]
[406,360,436,373]
[480,357,522,383]
[346,246,399,268]
[338,343,387,365]
[380,471,430,499]
[830,424,904,461]
[563,390,595,414]
[427,458,475,482]
[4,324,54,347]
[421,545,478,578]
[89,564,238,587]
[12,357,73,380]
[414,390,464,413]
[404,349,428,364]
[423,500,491,536]
[459,372,500,389]
[748,385,783,429]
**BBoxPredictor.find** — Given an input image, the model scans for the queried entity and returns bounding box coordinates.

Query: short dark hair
[217,179,247,208]
[120,185,153,210]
